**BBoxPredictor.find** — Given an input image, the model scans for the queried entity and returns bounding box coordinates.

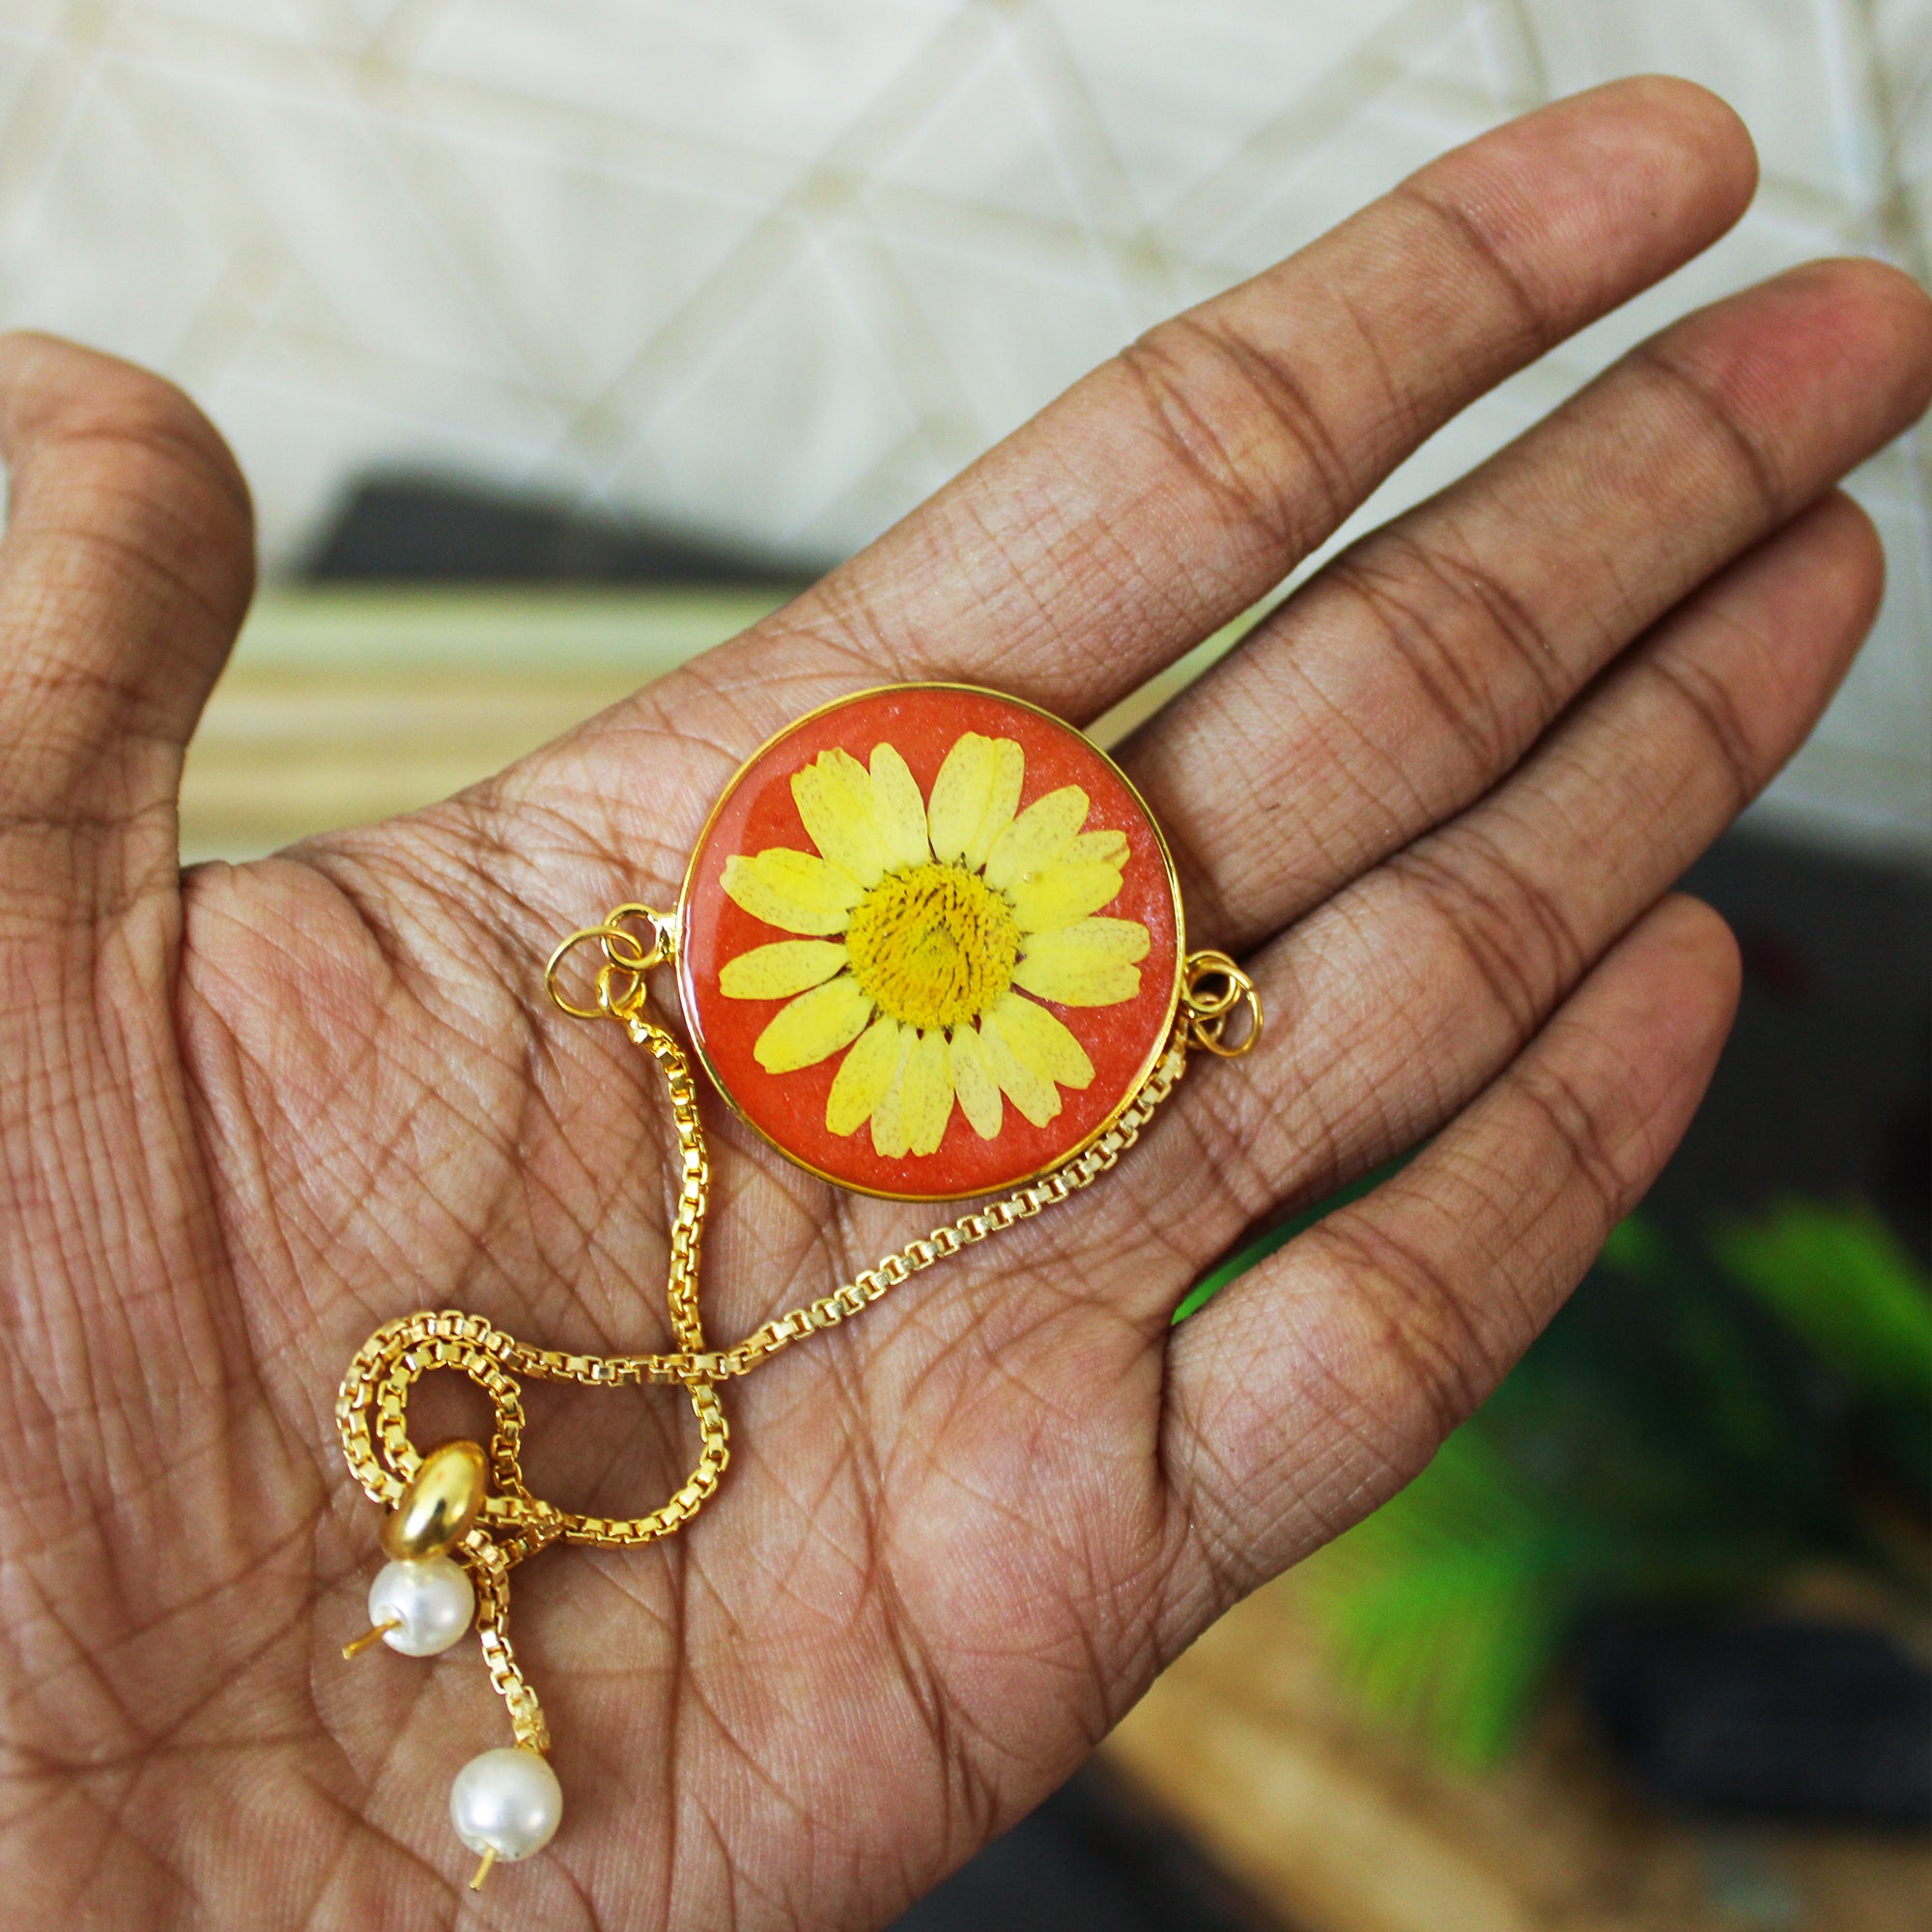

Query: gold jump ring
[1181,950,1263,1058]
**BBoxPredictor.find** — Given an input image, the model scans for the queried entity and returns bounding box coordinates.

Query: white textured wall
[1,0,1926,850]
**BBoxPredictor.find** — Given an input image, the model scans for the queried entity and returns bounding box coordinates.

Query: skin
[0,75,1927,1932]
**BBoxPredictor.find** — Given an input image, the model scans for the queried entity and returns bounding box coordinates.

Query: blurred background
[2,4,1926,1928]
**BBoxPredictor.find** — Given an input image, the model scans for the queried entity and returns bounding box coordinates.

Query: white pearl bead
[450,1747,563,1862]
[367,1556,473,1657]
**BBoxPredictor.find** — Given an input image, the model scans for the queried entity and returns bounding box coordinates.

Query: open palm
[4,80,1928,1931]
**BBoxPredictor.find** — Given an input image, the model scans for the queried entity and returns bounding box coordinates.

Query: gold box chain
[335,907,1258,1756]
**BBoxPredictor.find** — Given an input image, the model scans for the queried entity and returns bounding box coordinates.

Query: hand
[2,77,1926,1931]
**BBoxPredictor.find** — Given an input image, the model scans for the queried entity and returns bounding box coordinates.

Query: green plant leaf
[1712,1198,1932,1408]
[1295,1430,1576,1764]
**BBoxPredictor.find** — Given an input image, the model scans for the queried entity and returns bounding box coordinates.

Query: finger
[1125,255,1932,948]
[759,78,1752,714]
[0,333,254,906]
[1089,488,1877,1336]
[1159,892,1739,1622]
[496,77,1757,874]
[861,493,1869,1427]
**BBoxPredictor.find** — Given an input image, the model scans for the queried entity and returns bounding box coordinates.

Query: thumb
[0,332,253,917]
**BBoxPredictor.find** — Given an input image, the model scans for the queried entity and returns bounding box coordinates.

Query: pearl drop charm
[451,1747,562,1880]
[364,1555,474,1657]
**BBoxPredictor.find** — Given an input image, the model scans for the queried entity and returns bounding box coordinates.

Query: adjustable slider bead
[381,1437,490,1561]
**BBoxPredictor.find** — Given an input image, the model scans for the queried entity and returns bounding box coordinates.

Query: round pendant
[677,684,1183,1201]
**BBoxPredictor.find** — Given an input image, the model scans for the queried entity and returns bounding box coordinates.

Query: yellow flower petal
[925,732,986,864]
[990,991,1094,1090]
[982,785,1089,895]
[868,744,931,874]
[723,850,862,935]
[753,974,873,1073]
[1068,828,1128,867]
[1008,858,1124,933]
[949,1023,1003,1140]
[792,749,887,888]
[1012,955,1140,1007]
[826,1014,903,1136]
[901,1029,954,1156]
[927,732,1024,870]
[965,738,1025,870]
[720,939,849,1001]
[1045,915,1149,960]
[1012,918,1149,1006]
[974,1011,1061,1127]
[869,1030,914,1157]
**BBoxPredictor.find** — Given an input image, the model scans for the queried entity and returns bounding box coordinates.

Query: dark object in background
[304,472,810,585]
[1662,833,1931,1261]
[889,1766,1282,1932]
[1582,1612,1932,1827]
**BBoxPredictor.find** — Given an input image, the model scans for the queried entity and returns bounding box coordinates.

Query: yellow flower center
[844,862,1019,1033]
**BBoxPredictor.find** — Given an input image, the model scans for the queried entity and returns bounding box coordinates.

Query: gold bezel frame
[673,681,1185,1203]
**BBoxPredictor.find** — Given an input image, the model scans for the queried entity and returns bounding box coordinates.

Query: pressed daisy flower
[718,732,1151,1158]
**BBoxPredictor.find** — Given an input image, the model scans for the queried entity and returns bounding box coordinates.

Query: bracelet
[331,682,1262,1887]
